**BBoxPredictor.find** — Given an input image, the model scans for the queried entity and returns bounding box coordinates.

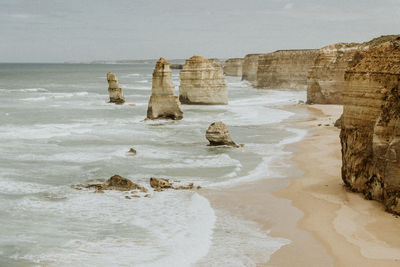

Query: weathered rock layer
[340,38,400,214]
[241,54,261,83]
[223,58,244,76]
[307,43,364,104]
[107,72,125,104]
[179,55,228,105]
[256,49,318,90]
[147,58,183,120]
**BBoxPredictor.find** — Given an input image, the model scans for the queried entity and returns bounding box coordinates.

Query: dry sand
[200,104,400,266]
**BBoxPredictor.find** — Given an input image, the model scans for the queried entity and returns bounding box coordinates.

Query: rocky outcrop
[147,58,183,120]
[256,49,318,90]
[223,58,244,76]
[77,175,148,193]
[107,72,125,104]
[206,121,239,147]
[150,177,197,191]
[179,55,228,105]
[242,54,262,83]
[307,44,364,104]
[340,38,400,214]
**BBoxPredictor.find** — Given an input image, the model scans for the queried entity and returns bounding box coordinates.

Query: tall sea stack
[107,72,125,104]
[179,55,228,105]
[147,58,183,120]
[340,38,400,214]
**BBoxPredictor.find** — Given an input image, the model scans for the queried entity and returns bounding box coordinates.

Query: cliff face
[107,72,125,104]
[307,43,364,104]
[147,58,183,120]
[179,55,228,105]
[241,54,261,83]
[340,39,400,214]
[307,35,400,104]
[256,50,318,90]
[223,58,244,76]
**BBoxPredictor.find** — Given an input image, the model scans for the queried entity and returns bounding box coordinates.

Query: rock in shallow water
[75,175,148,193]
[205,121,239,147]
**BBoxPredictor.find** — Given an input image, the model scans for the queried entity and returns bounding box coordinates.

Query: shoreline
[199,104,400,266]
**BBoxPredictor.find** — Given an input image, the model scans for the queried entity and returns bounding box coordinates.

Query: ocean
[0,63,306,266]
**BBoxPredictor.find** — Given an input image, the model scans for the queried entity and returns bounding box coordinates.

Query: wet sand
[200,104,400,266]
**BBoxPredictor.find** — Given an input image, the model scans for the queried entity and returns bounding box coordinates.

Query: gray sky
[1,0,399,62]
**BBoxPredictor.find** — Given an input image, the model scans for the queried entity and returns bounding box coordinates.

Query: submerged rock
[147,58,183,120]
[205,121,239,147]
[179,55,228,105]
[107,72,125,104]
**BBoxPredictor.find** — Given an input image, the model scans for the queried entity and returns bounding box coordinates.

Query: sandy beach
[200,104,400,266]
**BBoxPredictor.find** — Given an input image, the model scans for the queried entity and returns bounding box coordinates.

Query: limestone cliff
[179,55,228,105]
[107,72,125,104]
[242,54,261,83]
[223,58,244,76]
[340,38,400,214]
[256,49,318,90]
[307,43,364,104]
[307,35,400,104]
[147,58,183,120]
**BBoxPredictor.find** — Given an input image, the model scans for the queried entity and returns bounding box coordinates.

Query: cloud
[283,3,294,10]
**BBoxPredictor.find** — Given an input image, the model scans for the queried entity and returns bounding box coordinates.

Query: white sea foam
[195,210,290,266]
[0,88,48,93]
[10,189,216,267]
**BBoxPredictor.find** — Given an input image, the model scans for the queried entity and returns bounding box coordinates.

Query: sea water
[0,63,306,266]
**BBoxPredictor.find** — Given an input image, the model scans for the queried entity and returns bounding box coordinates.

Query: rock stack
[206,121,239,147]
[107,72,125,104]
[147,58,183,120]
[340,38,400,214]
[179,55,228,105]
[242,54,262,83]
[223,58,244,76]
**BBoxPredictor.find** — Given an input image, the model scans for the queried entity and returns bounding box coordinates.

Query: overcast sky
[1,0,399,62]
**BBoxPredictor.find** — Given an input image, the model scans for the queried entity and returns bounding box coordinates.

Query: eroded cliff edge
[256,49,318,90]
[340,38,400,214]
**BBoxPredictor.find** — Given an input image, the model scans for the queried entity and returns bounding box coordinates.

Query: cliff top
[364,34,400,47]
[347,39,400,74]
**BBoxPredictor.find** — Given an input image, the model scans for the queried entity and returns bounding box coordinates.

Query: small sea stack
[206,121,239,147]
[179,55,228,105]
[107,72,125,104]
[147,58,183,120]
